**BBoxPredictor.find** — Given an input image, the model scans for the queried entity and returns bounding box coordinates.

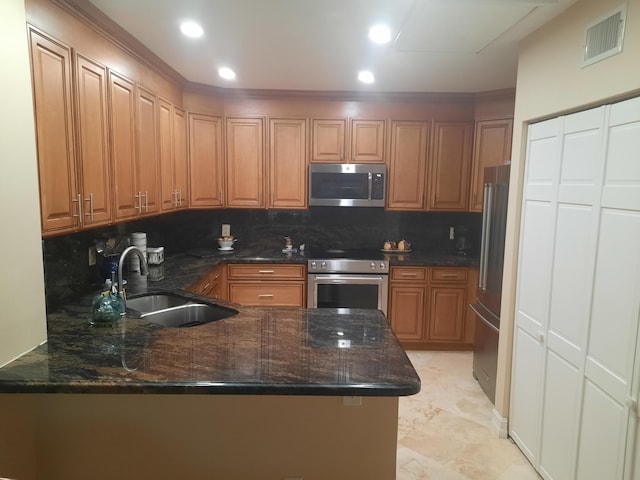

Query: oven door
[307,274,389,315]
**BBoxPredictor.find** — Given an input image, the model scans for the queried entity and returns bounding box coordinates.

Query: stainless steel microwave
[308,163,386,207]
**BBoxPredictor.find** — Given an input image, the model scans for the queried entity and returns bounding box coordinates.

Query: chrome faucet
[117,246,149,297]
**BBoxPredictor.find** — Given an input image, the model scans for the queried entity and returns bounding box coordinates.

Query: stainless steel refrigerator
[471,164,510,404]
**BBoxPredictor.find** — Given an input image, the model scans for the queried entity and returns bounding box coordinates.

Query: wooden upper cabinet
[158,99,174,211]
[29,28,79,234]
[29,28,112,235]
[159,101,188,211]
[387,121,429,210]
[351,119,385,163]
[269,118,307,209]
[109,71,138,220]
[225,117,265,207]
[75,54,112,227]
[173,107,189,210]
[311,119,346,162]
[135,86,160,215]
[311,118,385,163]
[427,121,473,211]
[469,118,513,212]
[188,113,224,208]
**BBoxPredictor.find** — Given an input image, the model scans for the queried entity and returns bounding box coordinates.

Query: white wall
[0,0,47,366]
[496,0,640,418]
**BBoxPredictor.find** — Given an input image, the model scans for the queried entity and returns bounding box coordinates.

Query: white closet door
[512,96,640,480]
[510,117,561,465]
[539,107,605,480]
[577,97,640,480]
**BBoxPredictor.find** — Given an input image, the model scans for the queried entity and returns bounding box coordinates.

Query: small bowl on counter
[218,237,237,250]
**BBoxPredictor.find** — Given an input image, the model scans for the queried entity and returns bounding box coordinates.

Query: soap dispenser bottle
[90,273,125,325]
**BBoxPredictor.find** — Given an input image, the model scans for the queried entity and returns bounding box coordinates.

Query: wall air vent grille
[582,6,626,67]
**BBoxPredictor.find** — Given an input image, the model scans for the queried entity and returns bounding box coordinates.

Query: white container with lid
[147,246,164,265]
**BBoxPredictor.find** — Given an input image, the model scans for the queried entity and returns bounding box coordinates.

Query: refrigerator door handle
[479,183,494,290]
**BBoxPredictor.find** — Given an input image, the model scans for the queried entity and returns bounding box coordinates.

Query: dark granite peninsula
[0,251,420,480]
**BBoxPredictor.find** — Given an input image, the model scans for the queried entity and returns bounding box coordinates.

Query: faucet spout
[117,246,149,296]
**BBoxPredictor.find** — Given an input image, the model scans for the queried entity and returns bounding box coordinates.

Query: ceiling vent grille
[582,6,626,67]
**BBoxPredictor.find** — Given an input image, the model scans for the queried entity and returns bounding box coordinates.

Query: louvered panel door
[539,106,605,480]
[510,116,561,466]
[512,97,640,480]
[576,97,640,480]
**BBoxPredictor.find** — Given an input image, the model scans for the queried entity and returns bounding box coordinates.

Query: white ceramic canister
[147,247,164,265]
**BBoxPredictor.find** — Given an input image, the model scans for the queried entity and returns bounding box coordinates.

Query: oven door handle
[310,275,386,283]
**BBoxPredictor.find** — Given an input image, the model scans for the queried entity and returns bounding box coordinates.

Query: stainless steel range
[307,250,389,315]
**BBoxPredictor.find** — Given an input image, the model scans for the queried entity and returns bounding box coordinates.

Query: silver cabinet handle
[135,192,142,211]
[401,272,418,276]
[84,193,94,221]
[72,193,82,221]
[258,294,274,298]
[258,270,275,274]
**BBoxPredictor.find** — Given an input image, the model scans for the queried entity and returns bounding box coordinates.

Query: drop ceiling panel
[395,2,538,53]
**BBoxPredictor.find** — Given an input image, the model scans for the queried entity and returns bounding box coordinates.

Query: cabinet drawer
[390,267,427,282]
[227,264,305,280]
[430,267,467,283]
[228,283,304,306]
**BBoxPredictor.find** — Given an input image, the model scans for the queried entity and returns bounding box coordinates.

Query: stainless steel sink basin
[142,303,238,328]
[126,293,191,314]
[126,293,238,327]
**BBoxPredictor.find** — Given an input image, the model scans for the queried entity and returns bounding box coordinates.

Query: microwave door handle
[368,172,373,200]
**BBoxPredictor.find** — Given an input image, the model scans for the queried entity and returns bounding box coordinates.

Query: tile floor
[396,351,541,480]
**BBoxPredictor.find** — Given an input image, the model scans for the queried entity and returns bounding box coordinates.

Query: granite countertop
[0,249,421,396]
[0,246,478,396]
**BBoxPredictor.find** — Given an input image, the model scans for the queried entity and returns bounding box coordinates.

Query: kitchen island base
[0,393,399,480]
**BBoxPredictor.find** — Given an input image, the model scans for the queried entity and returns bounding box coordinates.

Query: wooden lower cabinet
[388,266,475,349]
[227,264,306,307]
[186,263,226,301]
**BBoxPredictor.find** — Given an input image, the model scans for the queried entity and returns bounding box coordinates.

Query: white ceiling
[88,0,578,93]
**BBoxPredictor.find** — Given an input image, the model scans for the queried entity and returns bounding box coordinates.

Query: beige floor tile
[397,351,540,480]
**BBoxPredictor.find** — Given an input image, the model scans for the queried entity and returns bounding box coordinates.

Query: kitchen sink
[126,293,238,327]
[126,293,191,314]
[142,303,238,328]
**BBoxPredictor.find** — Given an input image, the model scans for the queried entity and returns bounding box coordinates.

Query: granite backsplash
[42,208,481,310]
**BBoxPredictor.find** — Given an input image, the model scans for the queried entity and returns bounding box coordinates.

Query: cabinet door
[135,86,159,215]
[188,113,224,208]
[388,285,426,341]
[109,71,138,220]
[387,121,429,210]
[29,29,79,234]
[311,119,346,162]
[426,285,466,342]
[428,121,473,211]
[75,54,111,227]
[351,119,385,163]
[469,119,513,212]
[226,117,265,207]
[173,107,189,210]
[269,118,307,208]
[158,99,174,211]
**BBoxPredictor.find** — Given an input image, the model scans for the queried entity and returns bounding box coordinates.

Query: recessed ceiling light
[368,24,391,44]
[218,67,236,80]
[180,21,203,38]
[358,70,375,84]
